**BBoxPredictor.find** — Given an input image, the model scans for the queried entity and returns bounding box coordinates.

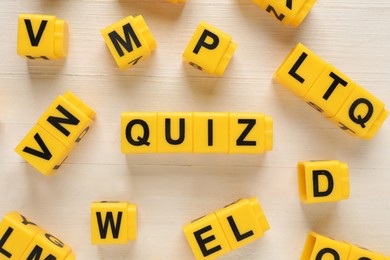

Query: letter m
[108,24,142,57]
[26,246,56,260]
[96,212,123,239]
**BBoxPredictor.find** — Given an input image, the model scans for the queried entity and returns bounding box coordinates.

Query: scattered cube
[301,231,389,260]
[183,197,269,260]
[101,15,157,70]
[121,112,273,154]
[183,21,237,76]
[91,201,137,245]
[15,91,95,176]
[298,160,350,204]
[251,0,317,27]
[17,14,68,60]
[274,43,388,140]
[0,211,75,260]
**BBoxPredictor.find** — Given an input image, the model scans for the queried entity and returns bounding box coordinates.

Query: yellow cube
[253,0,317,27]
[183,21,237,76]
[91,202,137,244]
[0,211,43,259]
[157,112,193,153]
[347,244,387,260]
[274,43,327,97]
[183,213,231,260]
[215,198,270,250]
[37,92,95,149]
[15,124,71,176]
[304,65,357,118]
[275,43,388,140]
[193,112,229,153]
[229,112,273,154]
[301,232,351,260]
[21,230,75,260]
[168,0,186,2]
[329,85,389,140]
[121,112,158,153]
[298,160,350,204]
[101,15,157,70]
[17,14,68,60]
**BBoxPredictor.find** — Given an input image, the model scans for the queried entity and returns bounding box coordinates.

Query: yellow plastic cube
[37,92,95,149]
[329,85,389,140]
[347,244,387,260]
[215,198,270,250]
[17,14,68,60]
[21,230,75,260]
[91,202,137,244]
[275,43,388,140]
[183,213,231,260]
[229,112,273,154]
[193,112,229,153]
[253,0,316,27]
[274,43,327,97]
[121,112,158,153]
[15,124,71,176]
[168,0,186,2]
[101,15,157,70]
[157,112,193,153]
[301,231,351,260]
[298,160,350,204]
[304,65,357,117]
[183,21,237,76]
[0,211,43,259]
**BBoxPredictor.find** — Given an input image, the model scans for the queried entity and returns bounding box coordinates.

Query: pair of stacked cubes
[0,212,75,259]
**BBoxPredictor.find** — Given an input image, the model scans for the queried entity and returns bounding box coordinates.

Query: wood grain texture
[0,0,389,259]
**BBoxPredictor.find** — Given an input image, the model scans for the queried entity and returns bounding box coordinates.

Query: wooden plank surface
[0,0,389,258]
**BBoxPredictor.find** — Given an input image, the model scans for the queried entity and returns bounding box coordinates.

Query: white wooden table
[0,0,389,259]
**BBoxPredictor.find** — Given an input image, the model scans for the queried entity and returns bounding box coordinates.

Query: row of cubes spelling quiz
[2,0,389,259]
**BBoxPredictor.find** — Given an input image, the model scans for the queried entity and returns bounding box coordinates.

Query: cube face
[301,232,351,260]
[183,21,237,76]
[215,198,270,250]
[15,124,70,176]
[121,112,158,153]
[252,0,317,27]
[275,43,388,140]
[275,43,327,97]
[193,112,229,153]
[101,15,157,70]
[329,86,389,140]
[91,202,137,244]
[0,211,42,259]
[304,65,357,118]
[21,231,73,260]
[37,96,93,149]
[298,160,350,204]
[229,113,273,154]
[17,14,68,60]
[183,213,231,260]
[157,113,193,153]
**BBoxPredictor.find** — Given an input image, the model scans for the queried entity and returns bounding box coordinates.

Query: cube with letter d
[101,15,157,70]
[298,160,350,204]
[183,21,237,76]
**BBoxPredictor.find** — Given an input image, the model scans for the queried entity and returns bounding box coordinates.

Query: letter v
[24,19,48,46]
[23,133,52,160]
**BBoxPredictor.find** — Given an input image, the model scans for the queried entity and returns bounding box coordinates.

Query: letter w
[96,212,123,239]
[47,105,80,137]
[108,24,141,57]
